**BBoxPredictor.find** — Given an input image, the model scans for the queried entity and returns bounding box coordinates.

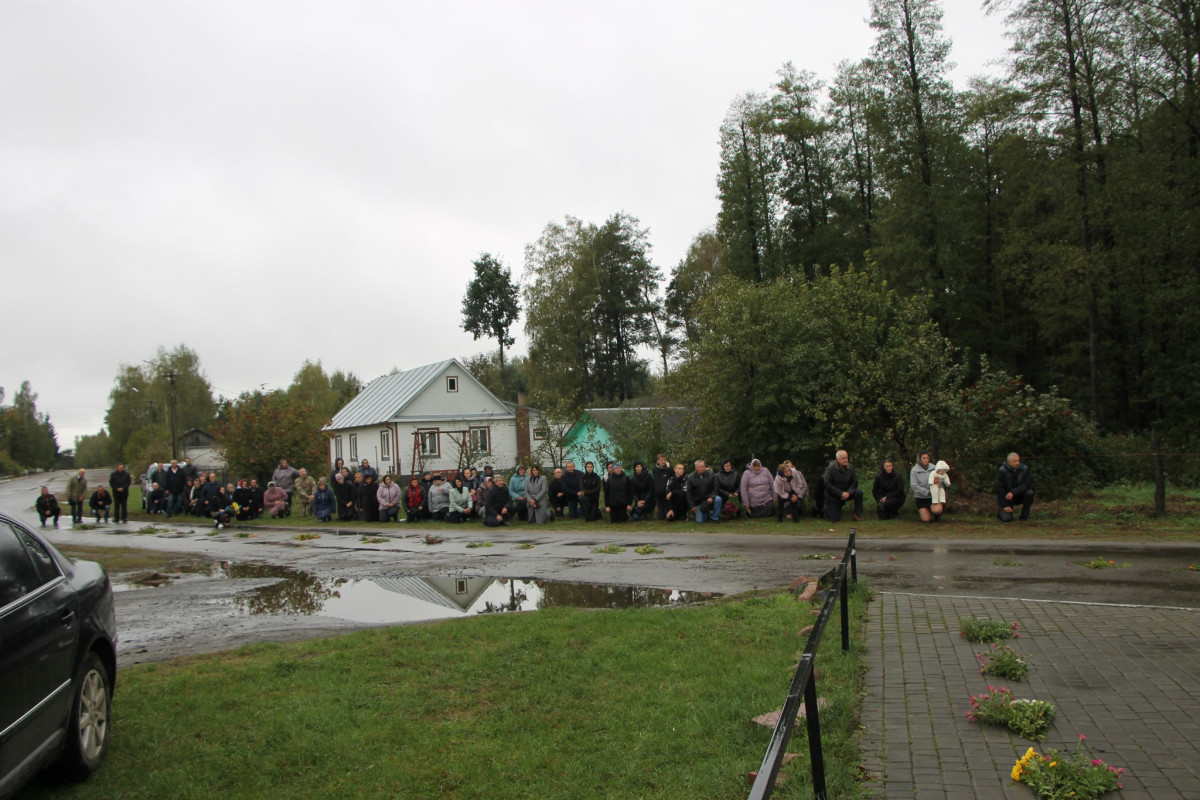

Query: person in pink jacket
[263,481,289,518]
[376,474,402,522]
[740,459,776,518]
[773,462,806,522]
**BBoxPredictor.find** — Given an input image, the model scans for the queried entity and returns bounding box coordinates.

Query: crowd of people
[33,451,1035,529]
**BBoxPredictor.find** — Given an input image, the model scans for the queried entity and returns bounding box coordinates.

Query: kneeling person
[995,452,1034,522]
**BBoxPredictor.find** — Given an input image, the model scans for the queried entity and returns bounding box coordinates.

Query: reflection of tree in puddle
[478,578,531,614]
[540,583,709,609]
[217,562,344,616]
[474,579,713,612]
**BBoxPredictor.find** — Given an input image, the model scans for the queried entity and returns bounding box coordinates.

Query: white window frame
[446,376,459,392]
[380,429,391,461]
[334,435,343,460]
[469,426,491,455]
[418,428,440,457]
[349,433,358,461]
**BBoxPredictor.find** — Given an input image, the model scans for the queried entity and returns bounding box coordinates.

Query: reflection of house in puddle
[372,576,494,613]
[225,566,717,625]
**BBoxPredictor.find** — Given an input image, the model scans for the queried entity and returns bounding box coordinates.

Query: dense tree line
[0,382,59,474]
[493,0,1199,491]
[74,348,362,475]
[214,360,364,484]
[704,0,1200,446]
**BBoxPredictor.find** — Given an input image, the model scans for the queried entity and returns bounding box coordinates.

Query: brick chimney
[515,402,531,464]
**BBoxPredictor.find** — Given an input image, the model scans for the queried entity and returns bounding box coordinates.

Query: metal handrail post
[804,664,828,800]
[849,528,857,583]
[840,562,850,652]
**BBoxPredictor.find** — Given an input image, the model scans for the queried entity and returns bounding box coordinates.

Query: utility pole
[146,359,180,460]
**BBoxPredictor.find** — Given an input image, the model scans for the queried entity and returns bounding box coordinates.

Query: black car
[0,511,117,798]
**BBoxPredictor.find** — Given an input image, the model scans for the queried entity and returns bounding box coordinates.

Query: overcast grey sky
[0,0,1009,447]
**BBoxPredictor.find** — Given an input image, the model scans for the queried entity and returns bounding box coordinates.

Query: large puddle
[118,562,718,624]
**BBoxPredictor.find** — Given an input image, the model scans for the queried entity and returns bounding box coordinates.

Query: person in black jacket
[652,454,672,520]
[823,450,864,522]
[995,452,1034,522]
[332,473,356,520]
[579,462,602,521]
[561,461,582,518]
[234,480,255,521]
[89,486,112,523]
[483,475,516,527]
[871,459,907,520]
[664,463,689,521]
[162,460,188,517]
[604,463,634,522]
[686,460,723,523]
[715,459,742,519]
[549,467,567,517]
[629,462,655,520]
[199,474,222,517]
[358,473,380,525]
[36,486,61,527]
[247,478,265,519]
[108,463,132,523]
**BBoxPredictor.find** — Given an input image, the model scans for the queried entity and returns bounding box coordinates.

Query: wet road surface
[6,472,1199,664]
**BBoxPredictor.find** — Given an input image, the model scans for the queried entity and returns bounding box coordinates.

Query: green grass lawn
[26,588,870,800]
[125,482,1200,541]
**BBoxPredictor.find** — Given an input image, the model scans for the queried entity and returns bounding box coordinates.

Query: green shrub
[944,360,1101,497]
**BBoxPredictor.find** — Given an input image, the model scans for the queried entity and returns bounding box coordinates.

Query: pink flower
[1079,735,1087,741]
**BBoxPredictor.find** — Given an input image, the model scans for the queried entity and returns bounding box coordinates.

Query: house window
[380,430,391,460]
[455,578,468,595]
[446,376,459,392]
[532,421,549,441]
[470,426,491,455]
[349,433,358,461]
[418,428,440,457]
[335,436,343,460]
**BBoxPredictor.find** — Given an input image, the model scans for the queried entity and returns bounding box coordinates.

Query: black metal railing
[748,529,858,800]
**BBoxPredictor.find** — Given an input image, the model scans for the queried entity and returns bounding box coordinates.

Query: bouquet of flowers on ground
[966,686,1055,740]
[1011,736,1124,799]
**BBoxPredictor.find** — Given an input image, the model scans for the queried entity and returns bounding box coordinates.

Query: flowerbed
[967,687,1055,740]
[960,616,1020,643]
[1012,737,1124,799]
[976,643,1029,681]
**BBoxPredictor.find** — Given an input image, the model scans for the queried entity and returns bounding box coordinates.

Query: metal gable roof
[323,359,453,431]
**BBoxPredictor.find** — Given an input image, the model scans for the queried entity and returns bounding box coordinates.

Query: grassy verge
[26,587,871,800]
[54,544,210,574]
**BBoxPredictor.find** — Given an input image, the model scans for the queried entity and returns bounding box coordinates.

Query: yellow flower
[1012,762,1023,781]
[1049,761,1058,767]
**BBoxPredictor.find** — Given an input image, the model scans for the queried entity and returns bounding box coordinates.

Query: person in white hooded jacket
[928,460,951,520]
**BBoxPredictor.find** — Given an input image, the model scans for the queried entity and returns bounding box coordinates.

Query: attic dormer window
[446,376,459,392]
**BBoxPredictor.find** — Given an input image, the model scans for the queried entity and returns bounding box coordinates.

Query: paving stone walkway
[861,592,1200,799]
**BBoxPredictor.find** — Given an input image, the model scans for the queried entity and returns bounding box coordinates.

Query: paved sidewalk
[862,593,1200,799]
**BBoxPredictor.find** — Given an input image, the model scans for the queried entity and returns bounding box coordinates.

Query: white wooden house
[323,359,533,478]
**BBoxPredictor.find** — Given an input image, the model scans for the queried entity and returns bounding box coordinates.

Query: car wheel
[58,652,112,780]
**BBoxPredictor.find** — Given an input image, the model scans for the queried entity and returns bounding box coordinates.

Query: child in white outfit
[928,460,951,518]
